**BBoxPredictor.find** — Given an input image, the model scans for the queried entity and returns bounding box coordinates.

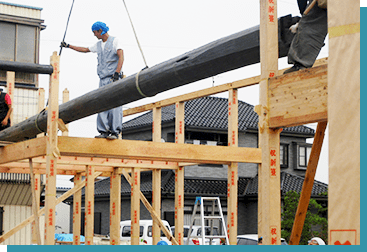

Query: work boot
[283,63,306,74]
[95,132,109,138]
[107,133,118,140]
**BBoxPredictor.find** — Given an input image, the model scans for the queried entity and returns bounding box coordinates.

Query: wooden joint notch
[57,118,68,133]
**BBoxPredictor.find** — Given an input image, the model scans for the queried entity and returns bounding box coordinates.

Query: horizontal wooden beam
[57,136,262,164]
[268,64,328,128]
[0,137,46,164]
[0,60,54,74]
[124,76,260,116]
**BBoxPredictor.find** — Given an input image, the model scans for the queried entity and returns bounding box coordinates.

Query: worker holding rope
[60,21,124,140]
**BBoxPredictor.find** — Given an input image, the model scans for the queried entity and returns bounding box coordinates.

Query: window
[280,144,289,168]
[299,145,312,167]
[121,225,144,237]
[147,225,170,237]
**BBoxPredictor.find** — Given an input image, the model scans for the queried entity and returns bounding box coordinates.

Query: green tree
[281,191,328,245]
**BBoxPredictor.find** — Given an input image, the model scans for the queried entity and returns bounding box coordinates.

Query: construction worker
[0,88,12,132]
[60,21,124,139]
[284,0,327,74]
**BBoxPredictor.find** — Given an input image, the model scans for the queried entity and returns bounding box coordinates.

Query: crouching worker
[0,88,12,132]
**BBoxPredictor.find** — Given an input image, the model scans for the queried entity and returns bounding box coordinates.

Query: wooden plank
[121,169,179,245]
[258,0,281,245]
[110,168,121,245]
[0,15,298,143]
[124,76,260,116]
[269,65,328,128]
[57,136,262,164]
[289,121,327,245]
[131,168,141,245]
[29,159,41,245]
[73,173,82,245]
[0,172,101,244]
[6,71,15,124]
[227,89,238,244]
[0,137,46,164]
[85,165,95,245]
[44,51,60,245]
[174,102,185,245]
[152,107,162,245]
[31,173,41,244]
[37,88,45,138]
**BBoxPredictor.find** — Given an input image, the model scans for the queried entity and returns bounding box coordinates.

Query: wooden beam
[44,51,60,245]
[0,60,54,74]
[269,64,328,128]
[289,121,327,245]
[152,107,162,245]
[227,89,238,244]
[37,88,45,138]
[258,0,281,245]
[85,165,95,245]
[123,58,326,117]
[121,170,179,245]
[0,16,297,143]
[175,102,184,245]
[110,168,121,245]
[57,136,262,164]
[29,159,41,245]
[0,136,46,164]
[73,173,82,245]
[31,172,41,244]
[131,167,141,245]
[0,172,102,244]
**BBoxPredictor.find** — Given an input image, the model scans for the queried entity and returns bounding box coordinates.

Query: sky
[3,0,330,186]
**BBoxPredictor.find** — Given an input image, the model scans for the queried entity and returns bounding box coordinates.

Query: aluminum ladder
[185,196,229,245]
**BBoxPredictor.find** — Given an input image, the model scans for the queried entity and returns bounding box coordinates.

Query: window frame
[280,143,289,168]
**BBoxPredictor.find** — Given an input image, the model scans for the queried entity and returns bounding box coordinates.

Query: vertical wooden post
[152,107,162,245]
[328,0,360,245]
[174,102,184,245]
[85,165,95,245]
[131,168,141,245]
[110,168,121,245]
[44,51,60,245]
[29,159,41,245]
[33,87,44,243]
[258,0,281,245]
[6,71,15,124]
[227,89,238,244]
[73,172,82,245]
[62,88,69,136]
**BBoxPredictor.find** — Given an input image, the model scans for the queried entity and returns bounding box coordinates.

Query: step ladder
[185,196,229,245]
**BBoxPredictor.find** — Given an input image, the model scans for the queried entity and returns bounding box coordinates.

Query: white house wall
[0,205,45,245]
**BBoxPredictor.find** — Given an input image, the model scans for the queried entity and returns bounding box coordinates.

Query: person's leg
[285,4,327,74]
[106,106,122,140]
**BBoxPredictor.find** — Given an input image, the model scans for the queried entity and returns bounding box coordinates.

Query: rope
[135,70,148,97]
[59,0,75,56]
[122,0,149,68]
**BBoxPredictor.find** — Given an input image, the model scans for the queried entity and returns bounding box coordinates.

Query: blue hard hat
[91,21,109,35]
[157,240,168,245]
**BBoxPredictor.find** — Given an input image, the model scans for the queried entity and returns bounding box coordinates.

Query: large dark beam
[0,60,53,74]
[0,15,299,142]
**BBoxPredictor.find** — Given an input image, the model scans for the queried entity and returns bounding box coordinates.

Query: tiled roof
[122,96,315,135]
[89,170,327,199]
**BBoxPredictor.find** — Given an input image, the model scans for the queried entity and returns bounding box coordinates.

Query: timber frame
[0,0,360,246]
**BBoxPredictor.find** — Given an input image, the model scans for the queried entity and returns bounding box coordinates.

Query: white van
[120,220,173,245]
[172,225,221,245]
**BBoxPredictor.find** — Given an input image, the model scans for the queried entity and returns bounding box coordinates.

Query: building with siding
[0,2,45,245]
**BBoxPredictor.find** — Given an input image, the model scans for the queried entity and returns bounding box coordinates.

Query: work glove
[112,72,120,82]
[289,23,299,34]
[60,41,69,48]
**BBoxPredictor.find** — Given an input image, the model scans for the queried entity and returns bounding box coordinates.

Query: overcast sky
[4,0,331,186]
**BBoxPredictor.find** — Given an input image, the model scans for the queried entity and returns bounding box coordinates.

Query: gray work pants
[288,4,328,68]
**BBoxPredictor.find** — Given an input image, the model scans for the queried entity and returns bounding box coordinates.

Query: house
[0,2,46,245]
[66,96,328,235]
